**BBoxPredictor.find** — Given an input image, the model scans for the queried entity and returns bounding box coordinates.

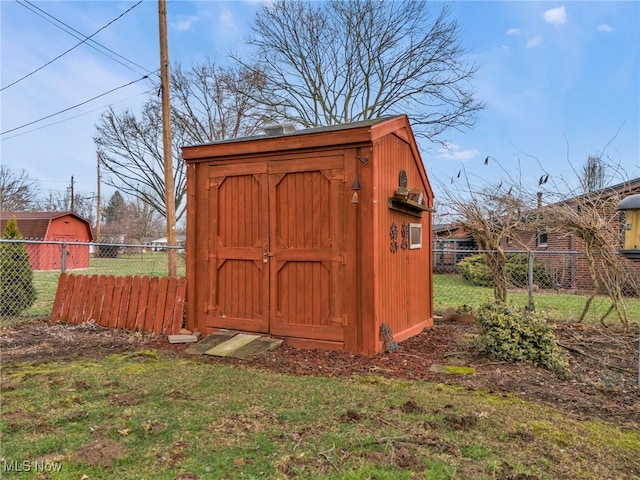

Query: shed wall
[374,133,433,350]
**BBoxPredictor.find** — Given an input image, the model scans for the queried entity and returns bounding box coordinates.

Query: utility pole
[69,175,75,212]
[96,152,102,255]
[158,0,177,276]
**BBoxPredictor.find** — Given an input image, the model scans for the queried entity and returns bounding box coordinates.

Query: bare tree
[545,184,637,331]
[441,181,530,303]
[0,166,40,211]
[580,155,606,193]
[98,191,162,242]
[240,0,483,140]
[127,194,164,241]
[41,191,95,224]
[94,61,270,223]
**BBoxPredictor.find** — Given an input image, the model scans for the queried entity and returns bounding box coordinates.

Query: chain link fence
[2,240,639,325]
[433,247,640,324]
[1,239,185,318]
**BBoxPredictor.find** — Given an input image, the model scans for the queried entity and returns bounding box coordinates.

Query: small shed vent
[263,123,296,136]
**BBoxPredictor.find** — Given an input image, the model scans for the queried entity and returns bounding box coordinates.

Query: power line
[19,0,153,75]
[2,0,148,92]
[0,75,151,136]
[0,89,153,141]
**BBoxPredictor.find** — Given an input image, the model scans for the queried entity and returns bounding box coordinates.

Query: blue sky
[1,1,638,206]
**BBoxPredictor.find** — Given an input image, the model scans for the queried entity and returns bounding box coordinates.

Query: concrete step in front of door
[185,331,283,360]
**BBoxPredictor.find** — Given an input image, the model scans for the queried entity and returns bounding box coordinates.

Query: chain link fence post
[527,251,535,311]
[61,242,67,273]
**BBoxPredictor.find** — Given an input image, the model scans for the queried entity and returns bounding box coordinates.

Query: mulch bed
[1,318,638,427]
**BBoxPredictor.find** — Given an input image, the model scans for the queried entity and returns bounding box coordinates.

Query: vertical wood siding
[51,273,186,335]
[375,133,433,346]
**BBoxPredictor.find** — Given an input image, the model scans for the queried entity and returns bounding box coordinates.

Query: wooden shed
[182,115,434,354]
[0,211,93,270]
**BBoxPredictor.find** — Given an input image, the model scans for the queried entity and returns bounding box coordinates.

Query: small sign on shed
[182,115,434,354]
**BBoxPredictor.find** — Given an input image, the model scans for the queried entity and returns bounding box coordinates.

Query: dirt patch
[157,440,190,468]
[174,473,198,480]
[110,392,141,406]
[339,409,363,423]
[1,318,638,427]
[73,439,127,467]
[0,320,154,363]
[443,413,478,431]
[400,400,425,414]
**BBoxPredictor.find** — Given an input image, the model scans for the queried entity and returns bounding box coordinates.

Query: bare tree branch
[235,0,484,142]
[94,61,271,224]
[0,166,40,211]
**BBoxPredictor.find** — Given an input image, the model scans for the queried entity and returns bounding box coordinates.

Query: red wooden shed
[0,211,93,270]
[182,115,434,354]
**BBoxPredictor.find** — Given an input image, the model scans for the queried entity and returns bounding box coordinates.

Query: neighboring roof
[432,223,474,240]
[150,235,187,244]
[0,211,93,240]
[546,177,640,208]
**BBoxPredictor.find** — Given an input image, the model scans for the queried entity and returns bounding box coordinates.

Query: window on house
[537,228,548,247]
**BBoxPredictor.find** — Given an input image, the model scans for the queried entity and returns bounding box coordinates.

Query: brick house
[501,179,640,292]
[432,223,476,272]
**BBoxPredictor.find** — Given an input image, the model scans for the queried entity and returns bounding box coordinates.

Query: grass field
[433,274,640,323]
[1,352,638,479]
[17,259,640,325]
[22,252,186,316]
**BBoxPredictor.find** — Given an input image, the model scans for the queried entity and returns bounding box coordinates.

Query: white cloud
[506,28,521,36]
[597,24,615,33]
[217,8,241,37]
[543,6,567,26]
[171,16,199,32]
[436,143,479,162]
[527,36,543,48]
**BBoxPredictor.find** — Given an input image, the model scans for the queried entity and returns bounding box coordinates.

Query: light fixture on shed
[617,194,640,260]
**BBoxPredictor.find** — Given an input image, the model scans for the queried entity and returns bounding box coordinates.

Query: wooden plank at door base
[185,331,237,355]
[229,337,283,360]
[204,334,260,356]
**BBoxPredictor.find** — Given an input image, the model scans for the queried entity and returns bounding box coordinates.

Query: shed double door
[207,155,345,344]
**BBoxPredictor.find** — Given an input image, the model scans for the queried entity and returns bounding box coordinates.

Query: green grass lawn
[433,273,640,324]
[1,352,638,479]
[16,266,640,324]
[17,252,186,317]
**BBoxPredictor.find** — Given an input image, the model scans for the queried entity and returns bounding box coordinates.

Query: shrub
[458,253,551,288]
[458,254,493,287]
[474,302,567,375]
[0,218,37,316]
[505,254,551,288]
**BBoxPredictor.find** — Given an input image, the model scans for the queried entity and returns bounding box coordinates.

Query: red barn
[182,115,434,354]
[0,211,93,271]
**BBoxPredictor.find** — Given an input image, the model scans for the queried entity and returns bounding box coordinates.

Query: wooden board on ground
[184,331,236,355]
[167,335,199,344]
[229,336,282,360]
[205,334,260,357]
[184,331,284,359]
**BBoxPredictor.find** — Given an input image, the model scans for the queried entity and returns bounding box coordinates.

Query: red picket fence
[51,273,187,335]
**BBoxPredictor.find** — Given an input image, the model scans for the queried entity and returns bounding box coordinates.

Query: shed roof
[0,211,93,240]
[182,115,416,161]
[188,116,398,147]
